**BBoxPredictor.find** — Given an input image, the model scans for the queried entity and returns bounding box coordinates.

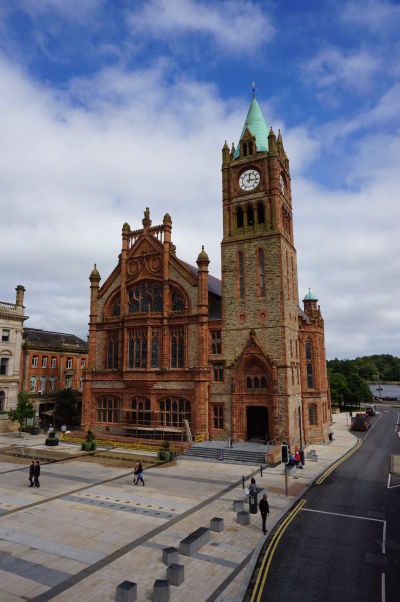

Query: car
[365,404,376,416]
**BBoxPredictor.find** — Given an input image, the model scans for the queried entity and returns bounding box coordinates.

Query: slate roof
[182,262,222,297]
[23,328,88,350]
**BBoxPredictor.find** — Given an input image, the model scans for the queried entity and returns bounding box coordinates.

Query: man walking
[259,493,270,535]
[29,461,35,487]
[33,461,40,488]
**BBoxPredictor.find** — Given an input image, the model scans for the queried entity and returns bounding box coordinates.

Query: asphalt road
[248,406,400,602]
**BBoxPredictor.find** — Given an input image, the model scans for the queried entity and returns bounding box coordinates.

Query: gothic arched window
[171,328,184,368]
[257,248,265,297]
[237,206,244,229]
[159,398,191,427]
[131,397,151,425]
[242,142,248,157]
[306,341,314,388]
[309,403,317,426]
[107,332,119,369]
[171,288,185,311]
[247,205,254,226]
[257,203,265,225]
[246,376,252,390]
[128,329,147,369]
[261,376,267,389]
[97,396,121,423]
[128,281,163,313]
[238,251,245,300]
[248,141,253,154]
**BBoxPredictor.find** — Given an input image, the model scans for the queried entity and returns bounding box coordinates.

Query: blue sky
[1,0,400,359]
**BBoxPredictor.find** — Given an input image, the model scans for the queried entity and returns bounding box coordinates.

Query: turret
[88,264,101,369]
[196,246,209,368]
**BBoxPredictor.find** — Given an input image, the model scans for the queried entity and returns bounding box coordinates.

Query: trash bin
[299,448,305,466]
[328,432,333,441]
[249,491,258,514]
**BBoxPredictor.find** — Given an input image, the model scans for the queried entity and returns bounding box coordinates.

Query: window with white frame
[2,329,10,342]
[42,356,47,368]
[51,357,56,368]
[39,376,46,393]
[30,376,37,391]
[65,376,72,388]
[66,357,72,369]
[49,377,55,391]
[80,358,85,369]
[32,356,38,368]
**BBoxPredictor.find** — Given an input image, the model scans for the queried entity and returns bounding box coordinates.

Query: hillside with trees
[326,354,400,408]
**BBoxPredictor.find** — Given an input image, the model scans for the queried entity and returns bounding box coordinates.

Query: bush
[45,437,59,446]
[81,440,96,452]
[157,450,170,462]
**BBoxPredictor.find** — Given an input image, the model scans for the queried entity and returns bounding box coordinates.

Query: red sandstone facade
[82,96,330,449]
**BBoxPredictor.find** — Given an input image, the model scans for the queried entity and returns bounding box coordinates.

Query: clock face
[280,174,285,195]
[239,169,260,192]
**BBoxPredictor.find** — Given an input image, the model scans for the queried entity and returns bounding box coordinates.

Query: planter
[45,438,59,446]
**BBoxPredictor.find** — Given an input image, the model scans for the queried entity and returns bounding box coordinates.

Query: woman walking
[134,462,145,486]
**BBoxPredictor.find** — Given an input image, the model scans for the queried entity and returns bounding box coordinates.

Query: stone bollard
[210,517,224,532]
[116,580,137,602]
[233,500,244,512]
[167,563,184,586]
[237,510,250,525]
[162,547,179,566]
[153,579,170,602]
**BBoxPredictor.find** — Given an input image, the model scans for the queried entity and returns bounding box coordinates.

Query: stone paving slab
[0,413,356,601]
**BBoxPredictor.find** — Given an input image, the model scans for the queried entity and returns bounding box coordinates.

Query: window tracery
[159,397,191,427]
[128,281,163,313]
[171,328,184,368]
[131,397,151,425]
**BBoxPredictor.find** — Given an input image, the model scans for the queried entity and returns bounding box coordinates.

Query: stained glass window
[128,281,163,313]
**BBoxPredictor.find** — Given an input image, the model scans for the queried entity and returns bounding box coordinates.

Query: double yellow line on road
[315,436,363,485]
[250,498,307,602]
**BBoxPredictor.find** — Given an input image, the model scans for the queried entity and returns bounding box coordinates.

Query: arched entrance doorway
[247,406,269,442]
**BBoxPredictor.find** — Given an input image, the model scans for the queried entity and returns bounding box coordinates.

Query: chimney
[15,285,25,306]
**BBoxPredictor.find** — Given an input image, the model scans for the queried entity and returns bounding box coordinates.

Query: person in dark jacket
[33,461,40,488]
[29,461,35,487]
[134,462,144,486]
[259,494,270,535]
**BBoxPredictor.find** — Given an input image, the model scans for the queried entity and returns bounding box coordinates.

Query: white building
[0,286,27,411]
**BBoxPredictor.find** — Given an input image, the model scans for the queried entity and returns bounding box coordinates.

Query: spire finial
[252,81,256,97]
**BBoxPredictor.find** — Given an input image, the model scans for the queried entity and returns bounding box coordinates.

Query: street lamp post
[297,395,304,465]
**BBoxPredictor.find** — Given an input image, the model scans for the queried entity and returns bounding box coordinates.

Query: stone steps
[182,445,266,465]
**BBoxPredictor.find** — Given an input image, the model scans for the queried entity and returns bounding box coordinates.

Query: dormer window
[248,141,253,154]
[243,142,248,157]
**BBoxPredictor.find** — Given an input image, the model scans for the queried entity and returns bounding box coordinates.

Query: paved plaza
[0,413,356,602]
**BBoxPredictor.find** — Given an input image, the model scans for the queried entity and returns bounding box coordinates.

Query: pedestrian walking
[259,493,270,535]
[33,461,40,488]
[249,477,257,494]
[294,448,303,469]
[29,461,35,487]
[134,462,145,486]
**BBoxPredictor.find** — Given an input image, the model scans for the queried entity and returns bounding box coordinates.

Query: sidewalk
[0,413,356,601]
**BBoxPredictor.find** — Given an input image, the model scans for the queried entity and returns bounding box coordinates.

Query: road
[247,406,400,602]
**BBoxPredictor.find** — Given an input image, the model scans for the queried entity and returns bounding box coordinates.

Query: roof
[23,328,88,350]
[182,262,222,297]
[233,96,269,159]
[303,288,318,301]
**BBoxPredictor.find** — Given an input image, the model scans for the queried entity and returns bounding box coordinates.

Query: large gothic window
[237,207,244,228]
[97,396,121,422]
[257,202,265,225]
[306,341,314,388]
[111,295,120,316]
[128,329,147,369]
[309,403,317,426]
[171,288,185,311]
[107,333,119,369]
[238,251,245,300]
[257,248,266,297]
[171,328,184,368]
[159,398,191,427]
[151,329,160,368]
[128,281,163,313]
[131,397,151,425]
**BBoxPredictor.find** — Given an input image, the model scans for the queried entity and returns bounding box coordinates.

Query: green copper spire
[304,287,318,301]
[233,92,269,159]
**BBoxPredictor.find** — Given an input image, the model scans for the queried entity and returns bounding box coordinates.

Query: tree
[346,373,373,407]
[328,371,350,409]
[8,392,35,431]
[54,389,81,428]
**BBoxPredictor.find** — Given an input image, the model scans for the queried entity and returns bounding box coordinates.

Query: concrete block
[162,547,179,566]
[311,455,319,462]
[179,527,210,556]
[210,517,224,532]
[233,500,244,512]
[237,511,250,525]
[167,563,184,586]
[153,579,170,602]
[116,580,137,602]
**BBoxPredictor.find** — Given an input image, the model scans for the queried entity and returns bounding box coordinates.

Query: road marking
[381,572,385,602]
[315,437,362,485]
[363,412,382,439]
[301,507,386,554]
[250,498,307,602]
[387,473,400,489]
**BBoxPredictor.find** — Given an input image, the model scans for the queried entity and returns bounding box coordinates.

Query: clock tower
[221,92,302,445]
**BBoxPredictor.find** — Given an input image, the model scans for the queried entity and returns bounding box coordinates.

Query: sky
[0,0,399,360]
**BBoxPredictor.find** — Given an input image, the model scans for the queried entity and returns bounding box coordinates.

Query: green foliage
[81,428,96,451]
[45,435,59,446]
[8,392,35,430]
[157,450,170,462]
[54,389,81,428]
[327,354,400,382]
[328,358,375,409]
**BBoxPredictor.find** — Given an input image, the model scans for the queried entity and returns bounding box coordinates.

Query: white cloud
[342,0,400,32]
[126,0,274,52]
[303,47,380,92]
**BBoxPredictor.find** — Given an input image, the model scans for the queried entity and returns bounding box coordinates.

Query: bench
[179,527,210,556]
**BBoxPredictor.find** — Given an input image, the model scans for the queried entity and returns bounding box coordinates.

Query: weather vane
[252,81,256,97]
